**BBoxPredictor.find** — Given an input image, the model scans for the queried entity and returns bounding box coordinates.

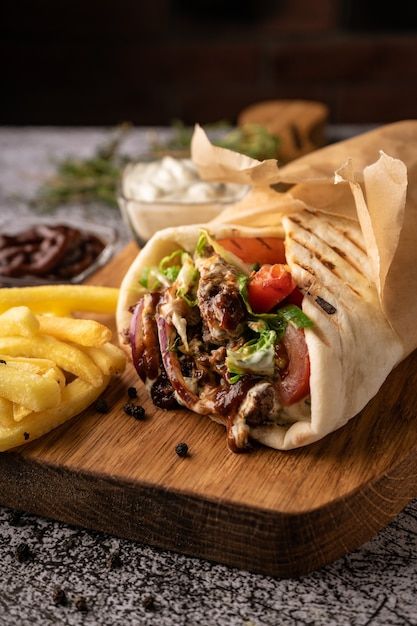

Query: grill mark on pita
[290,235,342,277]
[345,283,362,297]
[329,245,364,275]
[291,260,316,280]
[332,225,367,254]
[289,211,366,256]
[286,216,303,226]
[289,234,364,298]
[287,218,368,279]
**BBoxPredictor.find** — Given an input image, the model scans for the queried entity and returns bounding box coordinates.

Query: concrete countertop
[0,127,416,626]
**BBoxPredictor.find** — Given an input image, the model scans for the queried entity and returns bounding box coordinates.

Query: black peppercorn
[74,596,88,613]
[23,432,30,441]
[127,386,137,399]
[123,403,145,420]
[175,442,189,458]
[15,542,32,563]
[142,595,155,611]
[107,550,122,570]
[95,397,109,414]
[52,587,68,607]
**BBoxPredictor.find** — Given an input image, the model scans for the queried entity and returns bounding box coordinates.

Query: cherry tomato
[218,237,286,265]
[277,324,310,405]
[247,264,296,313]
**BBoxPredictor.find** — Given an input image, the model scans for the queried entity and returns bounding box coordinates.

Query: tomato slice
[218,237,286,265]
[278,324,310,405]
[285,286,304,308]
[247,264,296,313]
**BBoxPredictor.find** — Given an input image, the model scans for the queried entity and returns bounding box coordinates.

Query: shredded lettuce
[277,304,314,328]
[226,330,277,382]
[139,249,183,289]
[139,266,171,290]
[138,267,150,288]
[196,231,209,257]
[164,266,181,282]
[195,230,251,276]
[159,249,183,283]
[176,253,199,306]
[160,249,183,269]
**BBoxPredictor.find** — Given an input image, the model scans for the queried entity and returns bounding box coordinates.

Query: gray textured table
[0,127,416,626]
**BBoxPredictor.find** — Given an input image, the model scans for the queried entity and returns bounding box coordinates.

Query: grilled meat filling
[196,254,247,345]
[129,242,310,452]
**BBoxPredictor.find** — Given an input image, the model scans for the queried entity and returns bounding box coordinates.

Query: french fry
[0,286,118,315]
[13,364,66,422]
[0,356,66,386]
[0,299,121,450]
[37,315,112,347]
[0,397,14,425]
[0,364,61,411]
[0,336,103,387]
[0,307,39,337]
[0,375,110,452]
[84,342,126,376]
[13,404,32,422]
[0,356,66,421]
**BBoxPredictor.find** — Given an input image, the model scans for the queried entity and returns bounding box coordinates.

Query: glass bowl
[0,215,117,286]
[118,157,248,246]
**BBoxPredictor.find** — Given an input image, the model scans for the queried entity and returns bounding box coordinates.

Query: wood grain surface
[0,242,417,577]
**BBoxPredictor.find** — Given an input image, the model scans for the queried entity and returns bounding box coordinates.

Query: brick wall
[1,0,417,125]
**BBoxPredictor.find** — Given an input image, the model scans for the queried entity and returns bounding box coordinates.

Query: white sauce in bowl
[123,157,246,204]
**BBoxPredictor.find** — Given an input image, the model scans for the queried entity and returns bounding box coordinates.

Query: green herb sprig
[150,120,280,161]
[34,123,131,211]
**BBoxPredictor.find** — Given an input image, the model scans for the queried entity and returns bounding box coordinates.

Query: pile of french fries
[0,285,125,451]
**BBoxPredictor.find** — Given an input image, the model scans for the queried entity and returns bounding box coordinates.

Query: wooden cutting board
[0,242,417,578]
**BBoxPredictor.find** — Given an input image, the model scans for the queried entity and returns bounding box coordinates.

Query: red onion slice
[156,314,211,414]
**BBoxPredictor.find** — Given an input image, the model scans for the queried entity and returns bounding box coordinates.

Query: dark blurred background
[1,0,417,126]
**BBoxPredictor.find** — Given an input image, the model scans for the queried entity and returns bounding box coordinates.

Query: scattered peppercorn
[107,550,122,570]
[23,432,30,441]
[142,595,155,611]
[175,442,189,458]
[127,386,137,399]
[63,536,77,552]
[52,587,68,607]
[74,596,88,613]
[123,403,145,420]
[0,359,6,364]
[15,542,33,563]
[95,397,109,414]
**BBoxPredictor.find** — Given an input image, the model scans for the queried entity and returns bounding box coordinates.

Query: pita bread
[116,217,403,450]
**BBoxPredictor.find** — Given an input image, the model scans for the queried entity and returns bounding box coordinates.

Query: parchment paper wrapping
[191,121,417,354]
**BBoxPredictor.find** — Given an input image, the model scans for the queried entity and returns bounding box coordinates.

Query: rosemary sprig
[34,123,131,211]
